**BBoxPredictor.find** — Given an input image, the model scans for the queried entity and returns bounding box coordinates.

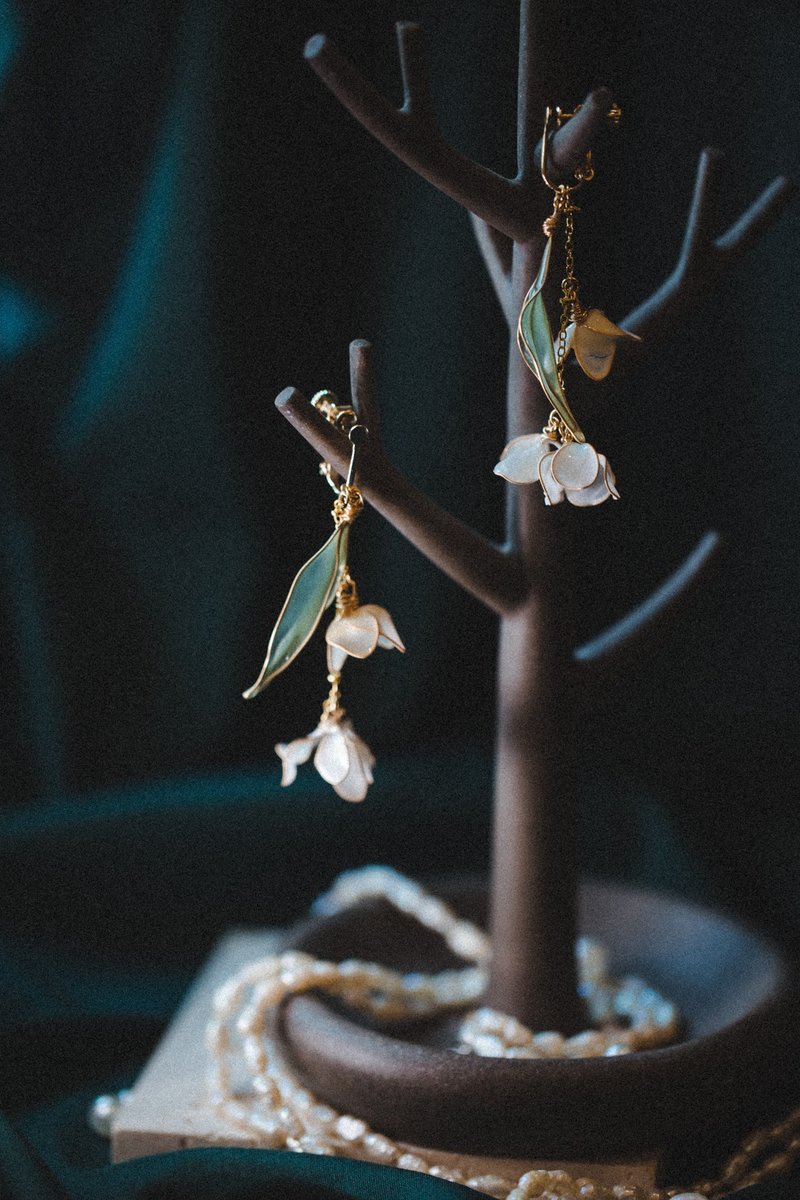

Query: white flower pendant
[494,434,619,507]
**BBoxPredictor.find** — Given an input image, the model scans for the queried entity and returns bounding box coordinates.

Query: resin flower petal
[551,442,600,491]
[325,604,404,671]
[275,716,376,802]
[326,610,381,660]
[359,604,406,653]
[314,726,351,785]
[275,733,319,786]
[493,434,558,484]
[566,454,619,507]
[561,309,641,382]
[333,729,376,803]
[538,452,565,506]
[326,642,348,674]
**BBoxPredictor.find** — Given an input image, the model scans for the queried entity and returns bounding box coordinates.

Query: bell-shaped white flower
[494,436,619,507]
[493,433,559,484]
[325,604,405,673]
[559,309,641,381]
[275,716,375,803]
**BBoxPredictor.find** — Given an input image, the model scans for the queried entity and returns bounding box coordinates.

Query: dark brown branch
[395,21,433,120]
[716,173,794,259]
[537,88,615,186]
[276,385,527,616]
[305,29,615,243]
[619,150,794,347]
[348,338,379,442]
[515,0,539,182]
[469,214,514,325]
[573,529,720,664]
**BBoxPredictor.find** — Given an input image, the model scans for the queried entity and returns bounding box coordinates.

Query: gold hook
[540,102,621,192]
[311,390,360,493]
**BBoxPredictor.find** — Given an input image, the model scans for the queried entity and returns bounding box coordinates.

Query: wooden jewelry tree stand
[269,1,798,1184]
[114,2,799,1192]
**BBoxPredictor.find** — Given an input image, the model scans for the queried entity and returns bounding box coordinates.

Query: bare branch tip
[304,33,327,61]
[275,386,302,409]
[586,85,612,108]
[771,174,796,199]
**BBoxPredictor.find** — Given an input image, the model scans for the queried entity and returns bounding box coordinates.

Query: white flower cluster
[275,604,404,803]
[495,434,618,507]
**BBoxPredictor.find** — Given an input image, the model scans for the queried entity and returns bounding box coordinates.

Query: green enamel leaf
[243,524,349,699]
[516,239,584,442]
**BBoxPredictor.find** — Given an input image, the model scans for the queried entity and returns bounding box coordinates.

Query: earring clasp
[540,101,621,192]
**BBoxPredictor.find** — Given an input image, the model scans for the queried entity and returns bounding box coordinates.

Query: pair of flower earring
[494,102,639,505]
[243,393,404,802]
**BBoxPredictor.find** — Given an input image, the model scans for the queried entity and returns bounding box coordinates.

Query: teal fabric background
[1,0,799,1196]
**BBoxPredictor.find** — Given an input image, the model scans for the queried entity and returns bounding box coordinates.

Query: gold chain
[556,201,582,392]
[321,672,343,721]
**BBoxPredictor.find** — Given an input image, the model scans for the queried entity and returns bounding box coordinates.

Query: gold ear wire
[540,101,622,193]
[311,390,361,493]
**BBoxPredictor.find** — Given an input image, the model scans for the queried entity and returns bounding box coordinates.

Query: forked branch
[305,25,613,243]
[621,149,794,347]
[276,342,527,616]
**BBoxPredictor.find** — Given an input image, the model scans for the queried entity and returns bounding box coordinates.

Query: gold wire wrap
[335,569,360,616]
[332,485,364,527]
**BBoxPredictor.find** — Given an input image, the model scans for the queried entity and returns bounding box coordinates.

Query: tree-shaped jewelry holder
[124,5,799,1195]
[253,3,800,1186]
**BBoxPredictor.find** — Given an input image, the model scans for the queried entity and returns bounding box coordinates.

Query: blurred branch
[620,150,794,349]
[574,529,721,666]
[305,26,613,243]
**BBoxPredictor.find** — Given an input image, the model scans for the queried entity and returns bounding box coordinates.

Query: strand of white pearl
[207,867,687,1197]
[315,866,679,1055]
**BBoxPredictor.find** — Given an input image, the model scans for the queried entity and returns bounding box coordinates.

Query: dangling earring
[243,391,404,802]
[494,103,639,506]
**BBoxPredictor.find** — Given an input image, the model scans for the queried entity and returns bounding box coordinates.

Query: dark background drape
[1,0,798,1196]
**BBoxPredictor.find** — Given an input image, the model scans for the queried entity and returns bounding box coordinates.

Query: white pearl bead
[576,936,608,984]
[532,1031,565,1056]
[467,1174,514,1197]
[293,1134,335,1155]
[334,1115,367,1142]
[306,1103,336,1128]
[246,1112,284,1146]
[362,1132,397,1162]
[449,920,491,962]
[429,1165,465,1182]
[397,1152,429,1171]
[252,978,285,1006]
[565,1030,607,1058]
[88,1092,129,1138]
[471,1034,507,1057]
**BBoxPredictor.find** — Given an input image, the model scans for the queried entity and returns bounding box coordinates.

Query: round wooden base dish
[279,878,800,1180]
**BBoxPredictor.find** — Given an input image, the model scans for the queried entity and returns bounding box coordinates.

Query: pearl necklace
[204,867,800,1197]
[89,867,800,1195]
[205,866,693,1199]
